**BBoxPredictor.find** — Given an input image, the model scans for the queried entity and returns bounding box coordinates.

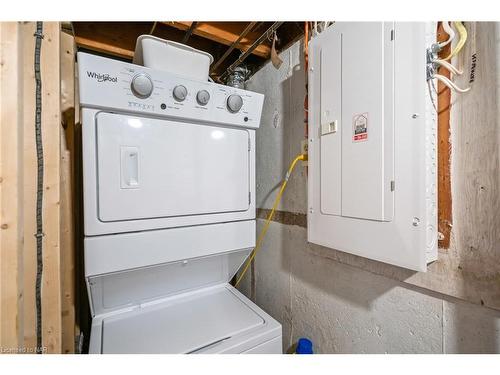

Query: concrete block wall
[239,222,500,353]
[238,22,500,353]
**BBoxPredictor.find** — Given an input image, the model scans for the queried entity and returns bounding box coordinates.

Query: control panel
[77,52,264,129]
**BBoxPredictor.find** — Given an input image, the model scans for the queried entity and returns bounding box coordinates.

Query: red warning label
[353,113,368,142]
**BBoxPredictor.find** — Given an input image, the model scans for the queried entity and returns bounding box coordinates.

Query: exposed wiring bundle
[427,21,471,100]
[234,153,306,288]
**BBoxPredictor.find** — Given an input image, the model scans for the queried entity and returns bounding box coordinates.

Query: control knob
[196,90,210,106]
[226,94,243,113]
[173,85,188,102]
[131,73,154,99]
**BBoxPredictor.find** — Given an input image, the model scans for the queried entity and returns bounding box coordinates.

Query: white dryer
[78,52,282,354]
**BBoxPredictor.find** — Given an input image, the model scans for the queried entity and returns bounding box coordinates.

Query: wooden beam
[165,22,271,58]
[39,22,62,354]
[74,35,134,59]
[60,31,76,354]
[21,21,38,352]
[21,21,64,354]
[0,21,23,352]
[436,22,453,249]
[72,22,154,60]
[1,21,64,354]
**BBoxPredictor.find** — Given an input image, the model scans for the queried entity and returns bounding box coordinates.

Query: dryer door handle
[120,146,139,189]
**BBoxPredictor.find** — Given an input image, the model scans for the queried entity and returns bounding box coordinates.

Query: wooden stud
[0,21,23,352]
[436,22,453,249]
[20,21,38,352]
[20,21,64,354]
[60,31,76,354]
[1,21,64,354]
[39,22,62,354]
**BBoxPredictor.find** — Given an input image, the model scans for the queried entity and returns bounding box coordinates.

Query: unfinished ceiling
[70,22,305,80]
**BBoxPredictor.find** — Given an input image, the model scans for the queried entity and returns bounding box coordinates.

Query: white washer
[78,52,282,354]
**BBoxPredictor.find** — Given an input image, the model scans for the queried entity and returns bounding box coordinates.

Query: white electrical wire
[429,76,462,112]
[427,79,438,112]
[445,22,467,61]
[434,74,471,93]
[439,22,455,48]
[433,59,463,75]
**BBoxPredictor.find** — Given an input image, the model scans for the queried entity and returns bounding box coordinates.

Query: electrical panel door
[340,23,394,221]
[319,23,394,221]
[308,22,437,271]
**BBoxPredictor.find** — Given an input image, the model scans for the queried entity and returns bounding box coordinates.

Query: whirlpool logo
[86,71,118,83]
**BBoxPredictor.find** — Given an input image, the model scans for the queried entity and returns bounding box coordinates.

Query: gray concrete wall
[238,22,500,353]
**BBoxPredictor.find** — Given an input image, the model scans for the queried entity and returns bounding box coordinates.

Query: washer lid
[85,220,255,318]
[87,246,252,317]
[100,286,264,354]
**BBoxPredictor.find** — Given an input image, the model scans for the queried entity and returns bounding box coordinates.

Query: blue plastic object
[295,338,313,354]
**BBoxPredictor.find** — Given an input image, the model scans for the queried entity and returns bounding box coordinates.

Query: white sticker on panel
[352,113,368,142]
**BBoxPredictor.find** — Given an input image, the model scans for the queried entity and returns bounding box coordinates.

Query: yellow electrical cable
[234,153,306,288]
[445,22,467,61]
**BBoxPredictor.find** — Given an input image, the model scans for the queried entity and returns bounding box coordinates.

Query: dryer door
[95,112,250,222]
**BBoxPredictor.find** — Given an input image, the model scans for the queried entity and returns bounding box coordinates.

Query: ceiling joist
[71,22,304,77]
[164,21,271,58]
[74,35,135,59]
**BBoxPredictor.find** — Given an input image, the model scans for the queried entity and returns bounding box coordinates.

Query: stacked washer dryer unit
[78,44,282,353]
